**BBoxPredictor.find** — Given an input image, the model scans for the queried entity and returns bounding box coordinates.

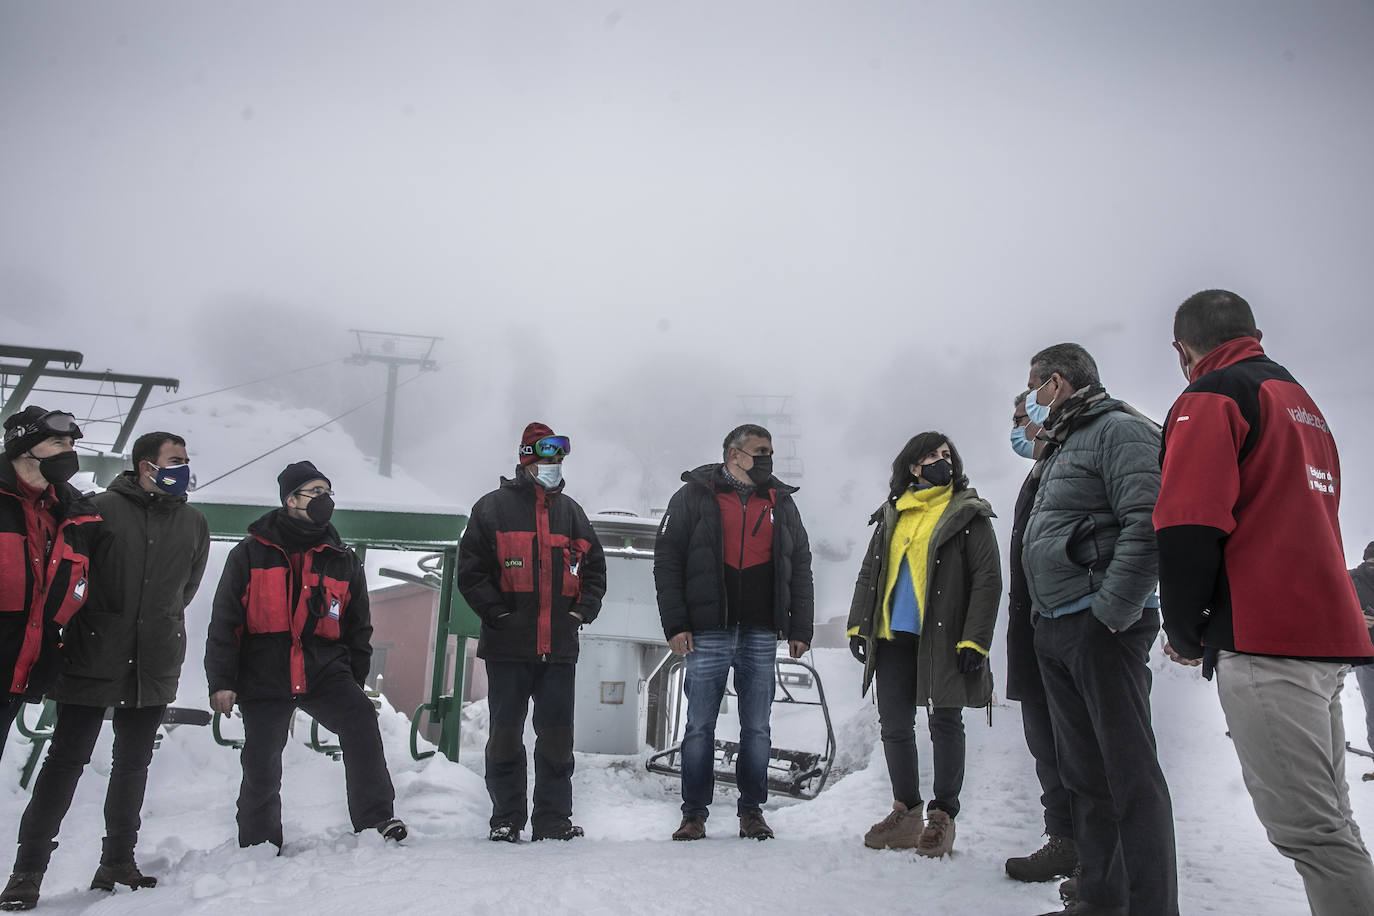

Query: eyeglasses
[520,435,571,459]
[294,488,334,499]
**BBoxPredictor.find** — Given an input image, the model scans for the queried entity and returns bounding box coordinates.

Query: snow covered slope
[3,647,1372,915]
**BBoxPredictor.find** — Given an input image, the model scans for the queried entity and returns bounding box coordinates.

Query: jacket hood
[106,469,190,509]
[681,462,799,496]
[247,507,345,551]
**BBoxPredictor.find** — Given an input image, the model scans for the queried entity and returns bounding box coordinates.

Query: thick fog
[3,1,1373,618]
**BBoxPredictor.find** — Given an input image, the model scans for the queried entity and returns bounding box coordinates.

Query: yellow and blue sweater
[875,485,951,641]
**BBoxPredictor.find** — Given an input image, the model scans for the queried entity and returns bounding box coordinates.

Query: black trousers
[1020,695,1074,839]
[484,661,576,833]
[14,703,165,871]
[874,633,966,818]
[1035,609,1178,916]
[237,677,395,848]
[0,695,23,761]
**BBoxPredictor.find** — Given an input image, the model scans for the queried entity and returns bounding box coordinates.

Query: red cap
[519,422,555,466]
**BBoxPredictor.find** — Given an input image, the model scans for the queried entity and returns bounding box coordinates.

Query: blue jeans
[680,626,777,819]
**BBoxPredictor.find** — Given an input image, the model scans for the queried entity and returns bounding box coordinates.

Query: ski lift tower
[346,330,441,478]
[737,395,803,480]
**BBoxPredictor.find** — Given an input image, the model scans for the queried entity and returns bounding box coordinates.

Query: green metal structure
[196,500,480,763]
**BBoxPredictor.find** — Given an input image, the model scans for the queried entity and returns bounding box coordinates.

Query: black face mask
[32,449,80,485]
[745,454,773,488]
[920,458,953,487]
[305,493,335,525]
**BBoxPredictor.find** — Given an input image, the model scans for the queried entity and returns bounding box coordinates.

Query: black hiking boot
[488,824,520,843]
[1006,834,1078,882]
[90,861,157,892]
[0,872,42,911]
[532,824,584,841]
[376,818,408,842]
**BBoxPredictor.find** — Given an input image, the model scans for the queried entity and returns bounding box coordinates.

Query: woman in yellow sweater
[845,431,1002,857]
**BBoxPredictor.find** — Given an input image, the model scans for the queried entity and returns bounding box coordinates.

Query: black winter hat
[1365,541,1374,562]
[277,460,331,505]
[4,406,83,461]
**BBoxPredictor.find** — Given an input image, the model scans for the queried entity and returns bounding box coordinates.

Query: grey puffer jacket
[1022,399,1161,632]
[847,488,1002,706]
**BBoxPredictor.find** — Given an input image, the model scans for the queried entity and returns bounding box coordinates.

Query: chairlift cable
[195,371,426,491]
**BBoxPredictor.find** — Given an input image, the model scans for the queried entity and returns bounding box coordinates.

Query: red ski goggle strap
[519,435,571,458]
[6,410,84,444]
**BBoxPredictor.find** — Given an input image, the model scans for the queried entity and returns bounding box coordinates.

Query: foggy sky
[3,1,1373,615]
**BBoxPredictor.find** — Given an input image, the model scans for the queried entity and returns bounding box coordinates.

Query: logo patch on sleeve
[503,558,525,568]
[73,578,87,601]
[328,598,341,620]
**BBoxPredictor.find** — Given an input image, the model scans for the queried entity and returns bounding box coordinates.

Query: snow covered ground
[4,646,1372,916]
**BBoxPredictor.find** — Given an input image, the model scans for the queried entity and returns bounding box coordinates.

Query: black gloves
[957,647,986,674]
[849,635,867,664]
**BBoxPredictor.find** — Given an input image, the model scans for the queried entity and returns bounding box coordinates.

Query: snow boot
[1060,867,1081,903]
[863,801,924,850]
[532,825,584,841]
[738,810,774,840]
[488,824,520,843]
[0,872,42,911]
[376,818,408,843]
[90,861,157,892]
[1005,834,1078,882]
[672,816,706,841]
[914,807,956,858]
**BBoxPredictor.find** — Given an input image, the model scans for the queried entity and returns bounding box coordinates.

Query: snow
[4,647,1373,915]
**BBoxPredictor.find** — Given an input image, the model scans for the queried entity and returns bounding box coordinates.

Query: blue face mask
[1025,379,1054,426]
[149,462,191,496]
[1010,425,1036,459]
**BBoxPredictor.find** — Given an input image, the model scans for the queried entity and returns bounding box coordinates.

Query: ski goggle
[520,435,571,459]
[5,410,84,444]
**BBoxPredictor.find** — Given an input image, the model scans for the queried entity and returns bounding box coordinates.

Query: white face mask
[533,463,563,489]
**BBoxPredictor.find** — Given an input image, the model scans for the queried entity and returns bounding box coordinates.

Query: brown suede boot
[915,808,956,858]
[738,810,774,840]
[863,802,925,850]
[672,815,706,841]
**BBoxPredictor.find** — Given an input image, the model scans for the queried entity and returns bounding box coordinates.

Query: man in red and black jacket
[1154,290,1374,911]
[653,423,814,842]
[456,423,606,844]
[205,461,405,850]
[0,407,99,762]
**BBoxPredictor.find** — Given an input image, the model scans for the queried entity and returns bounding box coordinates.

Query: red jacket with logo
[0,460,101,697]
[1154,337,1374,660]
[456,472,606,663]
[205,509,372,699]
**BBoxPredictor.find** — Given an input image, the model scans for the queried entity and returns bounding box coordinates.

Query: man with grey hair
[654,423,814,842]
[1022,343,1178,916]
[1155,289,1374,914]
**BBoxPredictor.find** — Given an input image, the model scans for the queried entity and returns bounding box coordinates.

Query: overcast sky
[3,1,1373,612]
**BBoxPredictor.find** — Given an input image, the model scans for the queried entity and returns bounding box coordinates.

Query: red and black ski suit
[457,473,606,663]
[1,460,100,700]
[205,509,372,700]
